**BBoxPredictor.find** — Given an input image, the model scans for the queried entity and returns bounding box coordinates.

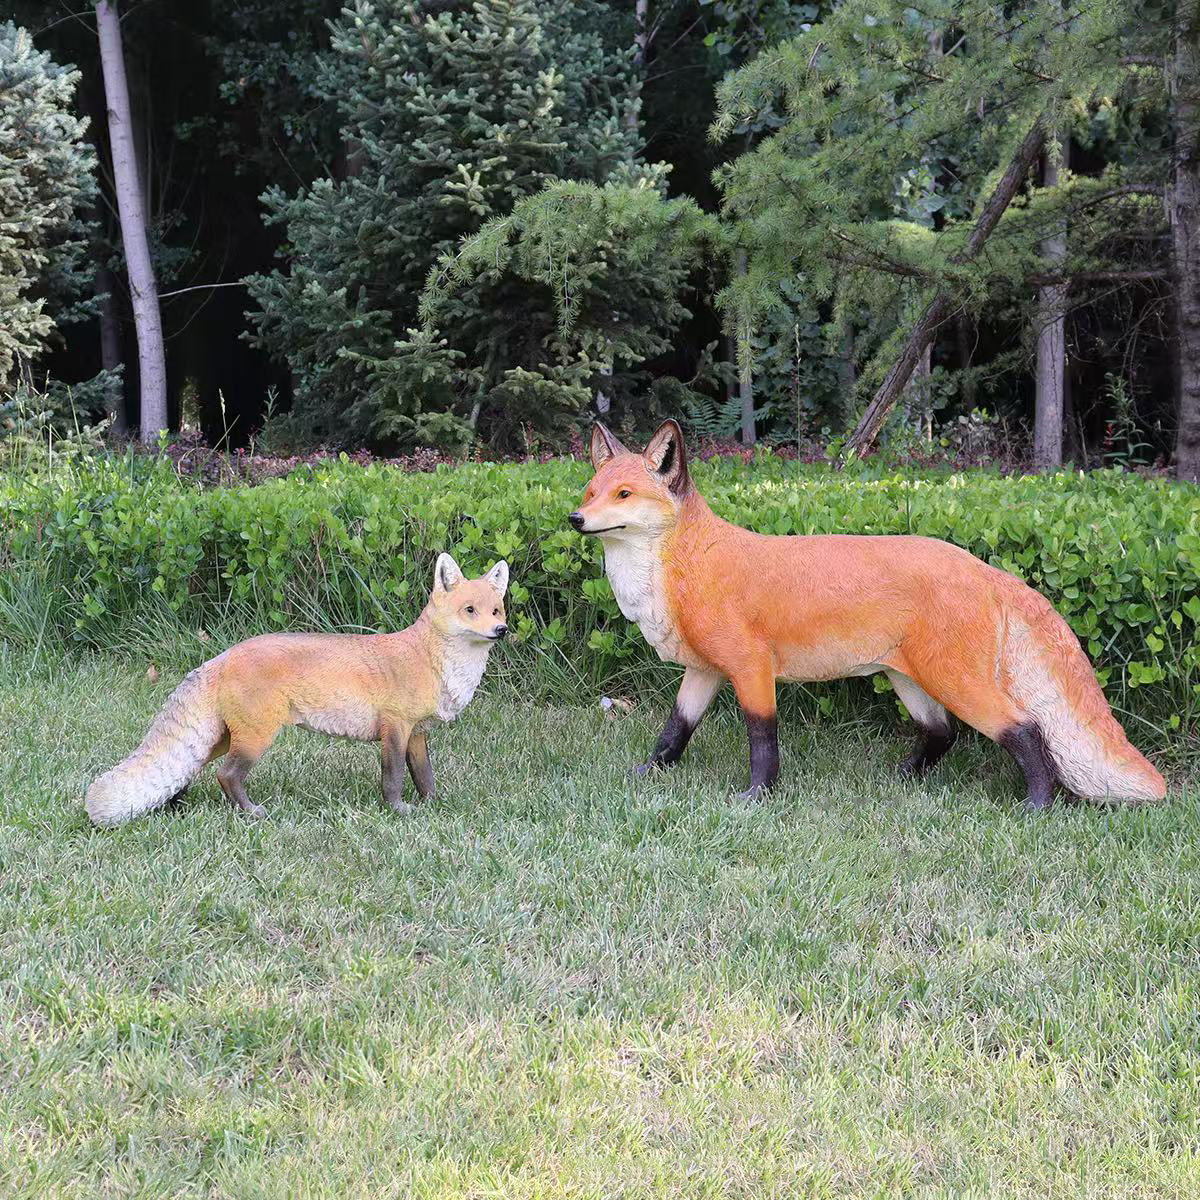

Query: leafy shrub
[3,453,1198,737]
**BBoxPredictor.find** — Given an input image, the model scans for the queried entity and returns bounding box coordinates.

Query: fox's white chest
[435,641,490,721]
[602,537,698,667]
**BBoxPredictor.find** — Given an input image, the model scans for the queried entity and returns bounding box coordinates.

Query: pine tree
[0,22,107,417]
[406,174,721,446]
[245,0,643,448]
[712,0,1157,455]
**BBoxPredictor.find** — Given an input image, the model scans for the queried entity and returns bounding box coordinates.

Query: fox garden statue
[569,419,1165,809]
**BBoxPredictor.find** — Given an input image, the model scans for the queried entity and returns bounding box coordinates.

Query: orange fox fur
[85,554,509,827]
[570,420,1165,808]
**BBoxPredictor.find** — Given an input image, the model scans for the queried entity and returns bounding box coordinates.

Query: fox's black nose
[493,624,508,639]
[568,511,585,531]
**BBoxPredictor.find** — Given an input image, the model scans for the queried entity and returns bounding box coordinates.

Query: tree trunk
[739,351,755,445]
[95,0,167,443]
[844,115,1046,457]
[1062,367,1080,464]
[1171,0,1200,481]
[956,314,976,409]
[916,341,932,444]
[838,318,857,427]
[1033,132,1069,469]
[634,0,649,62]
[95,260,126,435]
[736,250,755,445]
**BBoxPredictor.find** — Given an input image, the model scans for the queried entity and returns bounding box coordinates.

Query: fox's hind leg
[636,666,725,776]
[998,723,1057,811]
[884,670,956,776]
[405,730,435,802]
[888,645,1056,811]
[216,729,273,819]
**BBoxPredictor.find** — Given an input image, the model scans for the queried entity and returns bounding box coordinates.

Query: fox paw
[386,798,415,815]
[731,784,769,805]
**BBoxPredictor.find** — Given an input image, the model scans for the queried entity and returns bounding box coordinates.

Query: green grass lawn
[2,643,1199,1198]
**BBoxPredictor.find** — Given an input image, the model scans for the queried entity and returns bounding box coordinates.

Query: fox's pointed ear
[484,560,509,596]
[434,552,464,593]
[642,419,690,496]
[590,421,629,470]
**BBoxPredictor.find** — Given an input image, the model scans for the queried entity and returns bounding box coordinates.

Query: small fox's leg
[998,723,1057,811]
[405,730,435,802]
[730,660,779,801]
[884,670,956,776]
[215,734,271,820]
[635,666,725,776]
[381,722,414,814]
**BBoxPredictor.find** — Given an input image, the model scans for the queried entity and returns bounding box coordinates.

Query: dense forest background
[4,0,1198,476]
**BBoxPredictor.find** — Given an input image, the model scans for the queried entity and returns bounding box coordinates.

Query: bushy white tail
[86,666,225,827]
[1005,599,1166,803]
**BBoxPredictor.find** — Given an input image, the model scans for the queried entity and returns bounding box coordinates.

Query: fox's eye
[465,605,475,615]
[617,489,631,499]
[492,608,499,616]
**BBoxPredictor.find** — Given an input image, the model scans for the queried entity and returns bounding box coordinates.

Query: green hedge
[3,453,1199,730]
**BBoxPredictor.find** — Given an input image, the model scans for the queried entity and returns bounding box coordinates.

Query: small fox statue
[85,554,509,827]
[569,419,1166,809]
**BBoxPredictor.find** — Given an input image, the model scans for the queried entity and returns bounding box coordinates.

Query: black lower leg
[900,721,957,776]
[635,704,698,775]
[737,711,780,799]
[998,723,1056,810]
[216,753,265,818]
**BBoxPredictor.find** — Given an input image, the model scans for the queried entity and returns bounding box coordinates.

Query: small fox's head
[428,554,509,643]
[569,419,691,541]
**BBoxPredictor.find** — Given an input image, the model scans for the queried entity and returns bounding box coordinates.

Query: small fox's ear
[434,552,464,593]
[484,560,509,596]
[643,419,690,496]
[590,421,629,470]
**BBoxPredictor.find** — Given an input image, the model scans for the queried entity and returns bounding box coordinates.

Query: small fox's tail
[1004,593,1166,803]
[85,664,226,827]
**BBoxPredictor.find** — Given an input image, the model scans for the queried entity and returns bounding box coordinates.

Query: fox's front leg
[730,659,779,801]
[635,666,725,776]
[405,730,435,802]
[381,722,415,814]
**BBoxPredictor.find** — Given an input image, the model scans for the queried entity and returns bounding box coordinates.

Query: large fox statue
[569,419,1165,809]
[85,554,509,827]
